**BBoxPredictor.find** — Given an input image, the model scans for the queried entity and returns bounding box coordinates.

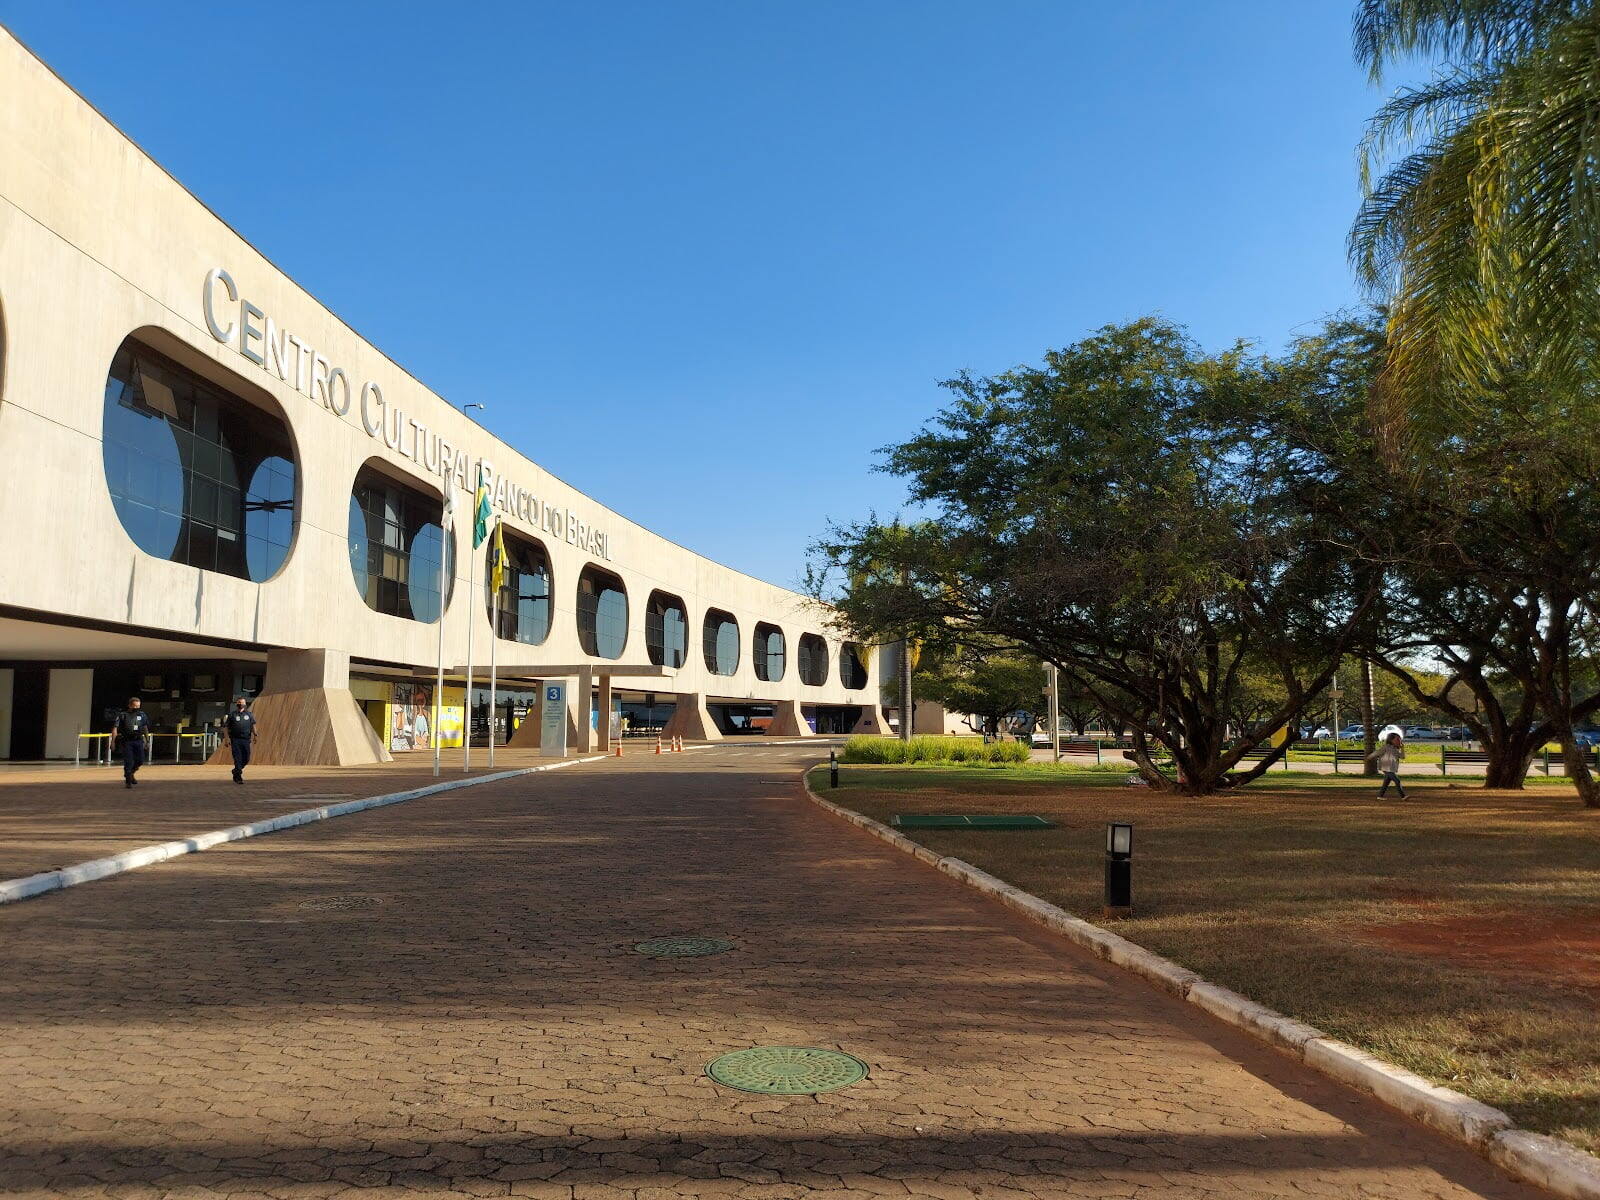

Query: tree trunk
[1127,729,1178,791]
[1482,750,1534,790]
[1480,725,1539,789]
[1361,660,1377,777]
[1558,735,1600,808]
[898,636,912,742]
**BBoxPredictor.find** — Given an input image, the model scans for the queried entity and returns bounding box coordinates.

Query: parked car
[1338,725,1365,740]
[1310,726,1332,739]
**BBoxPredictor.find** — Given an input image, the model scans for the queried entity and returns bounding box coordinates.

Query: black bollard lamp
[1104,821,1133,917]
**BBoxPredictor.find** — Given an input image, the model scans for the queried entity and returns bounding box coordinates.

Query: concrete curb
[800,766,1600,1200]
[0,755,606,906]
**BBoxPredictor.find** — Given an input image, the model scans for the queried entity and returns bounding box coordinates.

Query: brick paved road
[0,751,555,882]
[0,743,1542,1198]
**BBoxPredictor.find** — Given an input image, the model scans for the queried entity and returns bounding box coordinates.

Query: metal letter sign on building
[540,684,568,758]
[0,28,887,768]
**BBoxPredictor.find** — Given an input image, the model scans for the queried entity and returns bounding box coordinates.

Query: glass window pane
[102,340,297,582]
[703,611,739,676]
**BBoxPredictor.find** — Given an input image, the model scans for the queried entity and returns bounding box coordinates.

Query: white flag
[441,487,456,530]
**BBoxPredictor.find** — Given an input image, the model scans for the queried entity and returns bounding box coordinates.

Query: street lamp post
[1048,663,1060,764]
[1330,680,1343,772]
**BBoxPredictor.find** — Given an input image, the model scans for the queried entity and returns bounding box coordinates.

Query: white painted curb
[800,765,1600,1200]
[0,755,607,906]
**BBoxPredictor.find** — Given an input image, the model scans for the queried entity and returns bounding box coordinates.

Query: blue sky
[4,1,1383,589]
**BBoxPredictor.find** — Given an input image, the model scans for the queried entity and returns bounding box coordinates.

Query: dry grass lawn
[813,762,1600,1156]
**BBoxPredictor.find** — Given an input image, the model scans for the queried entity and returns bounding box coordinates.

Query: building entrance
[709,704,775,735]
[10,667,47,760]
[811,706,863,735]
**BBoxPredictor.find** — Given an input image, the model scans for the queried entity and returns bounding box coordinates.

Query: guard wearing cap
[223,696,258,784]
[111,696,150,788]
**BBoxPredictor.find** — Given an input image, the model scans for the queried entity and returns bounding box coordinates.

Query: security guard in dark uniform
[223,697,258,783]
[112,696,150,788]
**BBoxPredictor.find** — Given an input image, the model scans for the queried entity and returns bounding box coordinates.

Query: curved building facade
[0,27,885,762]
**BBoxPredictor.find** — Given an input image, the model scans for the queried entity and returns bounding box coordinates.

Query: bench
[1056,737,1102,761]
[1434,746,1599,776]
[1439,748,1491,774]
[1540,745,1599,773]
[1232,746,1292,771]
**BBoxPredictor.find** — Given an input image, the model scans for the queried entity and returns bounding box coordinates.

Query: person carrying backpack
[111,696,150,788]
[1369,731,1407,799]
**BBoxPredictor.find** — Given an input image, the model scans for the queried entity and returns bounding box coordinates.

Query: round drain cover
[299,895,384,912]
[633,936,734,958]
[706,1046,868,1095]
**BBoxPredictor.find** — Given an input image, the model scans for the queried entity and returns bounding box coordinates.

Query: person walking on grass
[1369,730,1407,799]
[223,696,258,784]
[111,696,150,788]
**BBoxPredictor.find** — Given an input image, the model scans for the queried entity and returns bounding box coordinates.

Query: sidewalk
[1031,747,1498,775]
[0,741,1538,1199]
[0,748,566,883]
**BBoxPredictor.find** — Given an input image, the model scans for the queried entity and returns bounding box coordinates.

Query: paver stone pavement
[0,741,1546,1198]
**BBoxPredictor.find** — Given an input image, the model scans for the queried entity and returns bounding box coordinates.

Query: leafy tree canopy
[813,316,1389,794]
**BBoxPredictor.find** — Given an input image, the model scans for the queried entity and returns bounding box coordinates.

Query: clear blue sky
[4,1,1381,590]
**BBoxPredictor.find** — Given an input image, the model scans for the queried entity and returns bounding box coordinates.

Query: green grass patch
[840,734,1030,765]
[813,763,1600,1157]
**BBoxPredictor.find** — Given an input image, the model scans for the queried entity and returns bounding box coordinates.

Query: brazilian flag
[472,468,492,549]
[488,520,507,595]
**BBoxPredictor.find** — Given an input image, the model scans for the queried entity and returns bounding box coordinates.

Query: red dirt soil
[1361,909,1600,993]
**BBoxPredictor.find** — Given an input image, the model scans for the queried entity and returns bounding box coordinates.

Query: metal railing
[75,729,223,767]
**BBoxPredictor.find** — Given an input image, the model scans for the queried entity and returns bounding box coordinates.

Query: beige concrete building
[0,27,887,763]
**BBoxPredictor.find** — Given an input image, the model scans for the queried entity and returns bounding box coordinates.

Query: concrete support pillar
[572,668,594,754]
[210,648,391,767]
[506,681,544,749]
[507,678,586,755]
[597,674,613,752]
[662,692,723,741]
[766,698,814,737]
[850,704,889,736]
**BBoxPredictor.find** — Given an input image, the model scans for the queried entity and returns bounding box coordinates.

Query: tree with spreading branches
[812,317,1389,795]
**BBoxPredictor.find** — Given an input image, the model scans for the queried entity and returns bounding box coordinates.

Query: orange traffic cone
[654,736,662,755]
[674,735,684,752]
[614,742,622,758]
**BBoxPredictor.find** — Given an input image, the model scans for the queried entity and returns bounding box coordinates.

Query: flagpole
[433,492,452,779]
[488,518,499,769]
[463,523,476,773]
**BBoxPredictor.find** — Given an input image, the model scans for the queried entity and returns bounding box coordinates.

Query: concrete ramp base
[207,687,391,767]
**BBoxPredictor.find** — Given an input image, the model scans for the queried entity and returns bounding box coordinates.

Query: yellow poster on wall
[386,682,466,751]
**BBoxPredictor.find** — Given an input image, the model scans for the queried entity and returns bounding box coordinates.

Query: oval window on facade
[348,460,455,623]
[841,642,869,690]
[487,527,552,646]
[703,608,739,676]
[102,337,298,581]
[646,590,688,668]
[578,565,628,659]
[753,622,786,682]
[798,634,829,686]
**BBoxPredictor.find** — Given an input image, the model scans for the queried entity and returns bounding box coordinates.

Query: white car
[1310,726,1332,739]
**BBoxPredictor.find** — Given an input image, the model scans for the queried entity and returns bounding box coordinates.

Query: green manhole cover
[706,1046,868,1095]
[892,813,1055,829]
[633,936,735,958]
